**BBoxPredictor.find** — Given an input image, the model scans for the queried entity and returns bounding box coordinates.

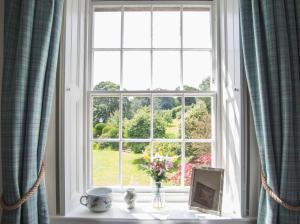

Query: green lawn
[93,149,150,186]
[166,119,180,138]
[93,118,182,186]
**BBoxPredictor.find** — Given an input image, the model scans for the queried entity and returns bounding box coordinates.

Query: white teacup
[80,187,112,212]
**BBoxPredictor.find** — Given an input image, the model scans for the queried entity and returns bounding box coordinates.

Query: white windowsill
[51,202,256,224]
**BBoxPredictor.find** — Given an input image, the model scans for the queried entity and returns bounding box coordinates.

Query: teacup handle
[80,195,88,206]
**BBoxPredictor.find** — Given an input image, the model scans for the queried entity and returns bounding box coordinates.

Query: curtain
[240,0,300,223]
[1,0,64,223]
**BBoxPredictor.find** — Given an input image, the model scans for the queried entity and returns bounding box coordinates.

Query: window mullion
[119,7,124,187]
[150,7,154,170]
[180,94,185,187]
[180,6,185,188]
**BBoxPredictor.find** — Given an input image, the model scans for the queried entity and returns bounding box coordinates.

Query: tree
[93,82,120,124]
[94,81,119,91]
[123,107,167,153]
[184,100,211,161]
[154,97,180,110]
[198,77,210,91]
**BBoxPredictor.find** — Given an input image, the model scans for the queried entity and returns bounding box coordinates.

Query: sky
[93,10,212,90]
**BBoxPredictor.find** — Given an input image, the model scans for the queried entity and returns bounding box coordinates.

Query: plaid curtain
[240,0,300,223]
[1,0,63,223]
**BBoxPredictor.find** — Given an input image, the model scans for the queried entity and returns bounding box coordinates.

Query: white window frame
[57,0,251,218]
[86,0,220,193]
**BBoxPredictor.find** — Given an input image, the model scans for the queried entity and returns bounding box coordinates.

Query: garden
[92,80,212,186]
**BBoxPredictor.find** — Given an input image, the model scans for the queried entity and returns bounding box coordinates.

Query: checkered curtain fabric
[240,0,300,223]
[1,0,63,223]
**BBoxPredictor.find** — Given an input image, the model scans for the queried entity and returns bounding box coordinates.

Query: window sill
[51,202,256,224]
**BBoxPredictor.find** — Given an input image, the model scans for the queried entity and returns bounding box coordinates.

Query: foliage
[171,106,181,119]
[93,123,106,138]
[198,77,210,91]
[154,97,180,110]
[94,81,119,91]
[123,107,167,153]
[185,100,211,139]
[169,153,211,185]
[100,126,119,150]
[185,143,211,162]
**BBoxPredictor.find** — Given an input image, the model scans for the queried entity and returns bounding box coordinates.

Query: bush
[100,126,119,150]
[123,107,166,153]
[185,143,211,162]
[93,123,106,138]
[169,153,211,185]
[171,106,181,119]
[185,100,211,139]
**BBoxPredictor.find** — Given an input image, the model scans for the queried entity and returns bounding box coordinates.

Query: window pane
[93,142,119,186]
[153,10,180,48]
[153,142,181,186]
[124,11,151,48]
[122,142,150,186]
[185,97,212,139]
[94,12,121,48]
[153,51,180,90]
[183,10,211,48]
[123,96,150,138]
[123,51,151,90]
[184,143,211,186]
[93,51,120,90]
[183,51,212,91]
[154,97,181,139]
[93,97,119,138]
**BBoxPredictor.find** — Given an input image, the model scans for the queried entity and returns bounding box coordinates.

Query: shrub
[100,126,118,150]
[169,153,211,185]
[93,123,106,138]
[185,100,211,139]
[123,107,166,153]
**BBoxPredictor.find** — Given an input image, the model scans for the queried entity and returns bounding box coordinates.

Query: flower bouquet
[142,152,177,208]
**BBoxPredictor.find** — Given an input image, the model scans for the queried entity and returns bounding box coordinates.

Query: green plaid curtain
[1,0,63,223]
[240,0,300,223]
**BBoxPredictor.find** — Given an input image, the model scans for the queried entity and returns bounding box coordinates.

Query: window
[88,3,216,191]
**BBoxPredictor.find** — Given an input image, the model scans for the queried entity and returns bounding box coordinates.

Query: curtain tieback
[0,162,45,211]
[261,173,300,211]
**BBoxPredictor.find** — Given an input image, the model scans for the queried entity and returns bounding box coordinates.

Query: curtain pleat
[240,0,300,223]
[1,0,64,223]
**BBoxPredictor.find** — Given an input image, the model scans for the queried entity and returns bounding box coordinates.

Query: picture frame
[188,167,224,215]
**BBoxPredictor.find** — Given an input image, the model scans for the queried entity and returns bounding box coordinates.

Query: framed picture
[189,167,224,215]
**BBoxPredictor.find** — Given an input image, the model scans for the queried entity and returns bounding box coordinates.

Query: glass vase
[152,182,165,208]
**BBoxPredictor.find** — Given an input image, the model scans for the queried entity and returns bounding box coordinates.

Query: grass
[93,148,150,186]
[165,119,180,138]
[93,118,182,187]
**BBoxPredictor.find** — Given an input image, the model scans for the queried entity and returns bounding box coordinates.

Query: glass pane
[123,51,151,90]
[93,142,119,186]
[184,143,211,186]
[183,10,211,48]
[183,51,212,91]
[124,11,151,48]
[185,97,212,139]
[154,97,181,139]
[153,10,180,48]
[93,97,119,139]
[123,96,150,138]
[93,51,120,90]
[153,142,181,186]
[94,11,121,48]
[153,51,180,90]
[122,142,151,186]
